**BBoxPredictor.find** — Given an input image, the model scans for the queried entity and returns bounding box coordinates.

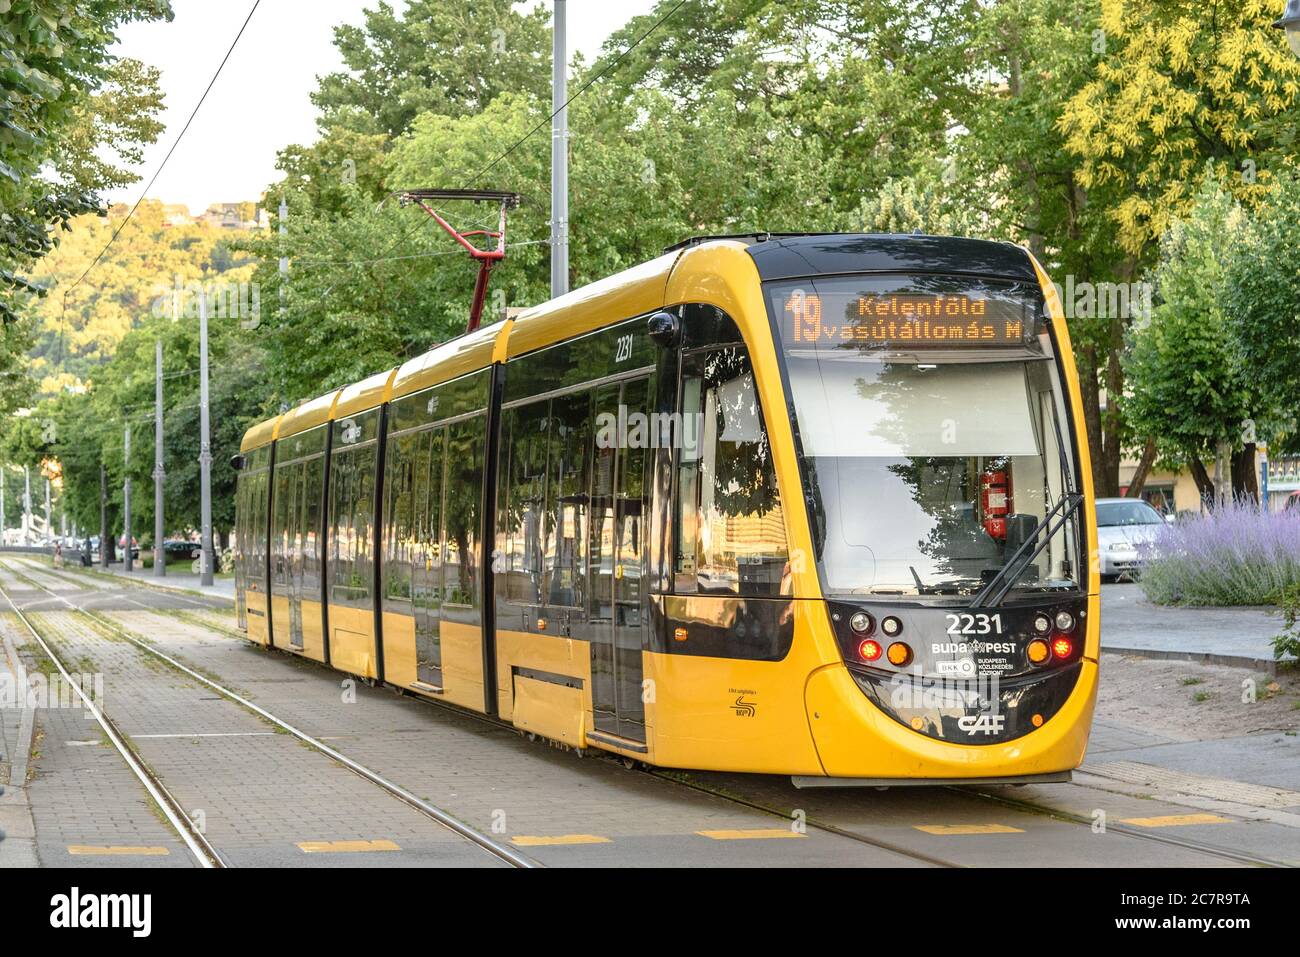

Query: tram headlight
[858,639,883,662]
[1033,614,1051,634]
[849,612,874,635]
[1054,610,1075,632]
[881,616,903,637]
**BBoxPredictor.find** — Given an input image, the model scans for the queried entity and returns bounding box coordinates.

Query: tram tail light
[1051,636,1073,659]
[858,639,883,662]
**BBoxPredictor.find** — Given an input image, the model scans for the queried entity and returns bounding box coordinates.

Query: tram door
[589,377,650,742]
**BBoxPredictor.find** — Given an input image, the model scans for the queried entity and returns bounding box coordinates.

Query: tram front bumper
[802,658,1098,781]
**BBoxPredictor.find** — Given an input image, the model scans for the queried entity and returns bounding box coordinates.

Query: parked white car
[1096,497,1167,580]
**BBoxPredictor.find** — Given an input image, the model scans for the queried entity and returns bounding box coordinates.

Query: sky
[103,0,660,214]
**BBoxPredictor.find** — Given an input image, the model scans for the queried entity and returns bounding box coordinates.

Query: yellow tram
[234,233,1099,785]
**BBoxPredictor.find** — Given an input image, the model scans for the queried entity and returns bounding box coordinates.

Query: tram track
[9,555,1294,869]
[948,778,1293,868]
[0,559,537,869]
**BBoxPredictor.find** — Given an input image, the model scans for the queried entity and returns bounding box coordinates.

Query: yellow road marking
[696,828,806,840]
[510,834,611,847]
[913,824,1025,835]
[1118,813,1232,828]
[297,839,401,853]
[67,845,170,856]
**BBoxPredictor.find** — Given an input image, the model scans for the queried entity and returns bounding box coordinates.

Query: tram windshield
[765,274,1082,600]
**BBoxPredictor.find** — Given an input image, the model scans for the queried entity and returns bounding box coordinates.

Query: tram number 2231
[615,333,634,363]
[946,613,1004,635]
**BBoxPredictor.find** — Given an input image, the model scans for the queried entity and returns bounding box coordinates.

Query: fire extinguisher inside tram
[981,466,1012,540]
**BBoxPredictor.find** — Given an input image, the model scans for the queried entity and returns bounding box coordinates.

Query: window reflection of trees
[677,347,789,597]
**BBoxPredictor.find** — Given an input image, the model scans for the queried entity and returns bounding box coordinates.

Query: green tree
[1124,178,1273,503]
[1223,168,1300,454]
[25,199,257,393]
[1,0,172,410]
[312,0,552,138]
[1058,0,1300,257]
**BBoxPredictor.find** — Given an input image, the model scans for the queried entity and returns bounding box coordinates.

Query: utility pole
[550,0,569,298]
[23,465,31,545]
[154,338,166,577]
[1,467,6,545]
[43,476,51,541]
[199,289,214,586]
[278,196,288,316]
[99,465,108,568]
[123,423,133,573]
[279,197,289,404]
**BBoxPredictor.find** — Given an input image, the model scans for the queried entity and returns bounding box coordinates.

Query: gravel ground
[1097,652,1300,741]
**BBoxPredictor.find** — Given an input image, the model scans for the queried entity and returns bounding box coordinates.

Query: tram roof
[740,232,1038,283]
[239,232,1039,453]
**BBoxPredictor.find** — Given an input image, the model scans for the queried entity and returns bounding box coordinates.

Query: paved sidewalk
[1101,583,1289,666]
[0,613,38,866]
[64,560,235,603]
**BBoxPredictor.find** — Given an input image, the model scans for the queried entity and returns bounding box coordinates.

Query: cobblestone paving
[5,558,1297,868]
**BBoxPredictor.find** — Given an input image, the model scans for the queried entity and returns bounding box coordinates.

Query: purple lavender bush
[1137,501,1300,606]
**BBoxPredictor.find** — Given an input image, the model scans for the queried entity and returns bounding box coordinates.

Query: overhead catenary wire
[51,0,263,373]
[61,1,262,301]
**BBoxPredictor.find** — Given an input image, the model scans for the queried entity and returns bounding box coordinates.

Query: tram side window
[301,454,325,595]
[271,459,294,587]
[498,394,592,609]
[443,418,483,608]
[542,391,591,608]
[383,434,418,606]
[674,346,789,597]
[246,450,270,595]
[383,427,446,597]
[234,471,249,623]
[499,401,549,604]
[328,411,380,609]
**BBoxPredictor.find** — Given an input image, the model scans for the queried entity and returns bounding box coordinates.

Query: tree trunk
[1078,345,1106,494]
[1100,317,1125,498]
[1232,443,1258,503]
[1126,438,1158,497]
[1214,439,1232,509]
[1188,458,1215,509]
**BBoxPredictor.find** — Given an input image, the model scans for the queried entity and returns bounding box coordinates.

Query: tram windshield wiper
[971,493,1084,609]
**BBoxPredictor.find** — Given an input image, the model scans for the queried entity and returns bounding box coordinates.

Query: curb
[1101,644,1292,675]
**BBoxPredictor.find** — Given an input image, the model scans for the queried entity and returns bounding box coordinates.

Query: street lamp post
[199,289,214,587]
[23,465,31,545]
[123,423,132,573]
[1276,0,1300,59]
[154,338,166,577]
[550,0,569,298]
